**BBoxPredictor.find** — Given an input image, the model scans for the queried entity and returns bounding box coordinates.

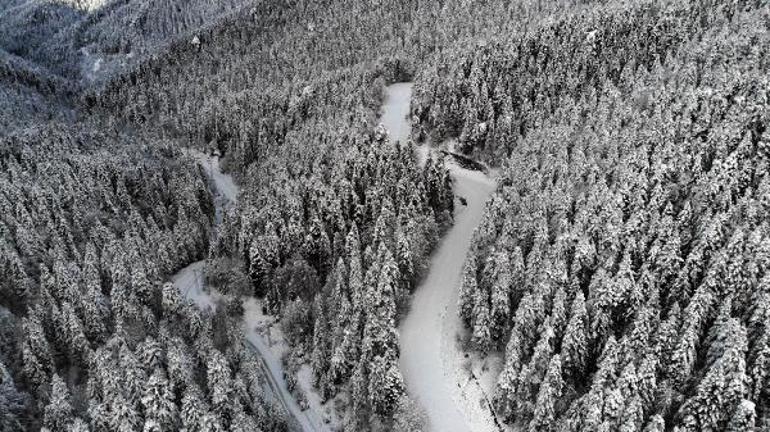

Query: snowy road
[382,83,500,432]
[399,168,498,432]
[172,149,327,432]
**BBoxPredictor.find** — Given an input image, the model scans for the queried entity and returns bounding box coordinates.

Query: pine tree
[367,352,405,416]
[346,224,365,307]
[331,304,362,382]
[750,330,770,401]
[311,297,332,398]
[654,303,681,363]
[459,251,478,327]
[516,321,555,418]
[611,361,639,423]
[643,414,665,432]
[0,360,26,432]
[43,374,74,431]
[229,400,260,432]
[669,285,715,385]
[114,342,142,403]
[677,322,749,431]
[471,285,492,352]
[704,300,738,368]
[22,312,53,392]
[637,354,659,409]
[110,248,137,323]
[206,350,232,422]
[198,413,225,432]
[528,354,563,432]
[550,286,568,340]
[304,216,331,276]
[138,337,165,371]
[161,281,182,315]
[495,329,523,420]
[180,387,206,432]
[562,291,588,382]
[490,251,512,343]
[69,418,90,432]
[131,259,153,306]
[618,395,644,432]
[110,393,142,432]
[349,357,370,425]
[361,246,404,416]
[395,226,414,292]
[62,301,91,365]
[725,400,756,432]
[81,254,108,342]
[166,339,194,392]
[87,398,110,432]
[141,368,177,431]
[583,337,620,430]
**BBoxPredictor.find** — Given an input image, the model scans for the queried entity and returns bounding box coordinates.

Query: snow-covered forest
[1,0,768,431]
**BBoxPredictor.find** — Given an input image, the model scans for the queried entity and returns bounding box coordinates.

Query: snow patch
[380,82,413,145]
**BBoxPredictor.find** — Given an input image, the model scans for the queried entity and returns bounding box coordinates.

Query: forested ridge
[0,125,295,431]
[436,1,770,430]
[1,0,769,430]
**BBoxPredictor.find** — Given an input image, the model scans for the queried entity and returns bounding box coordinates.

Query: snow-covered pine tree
[206,350,233,424]
[471,285,492,352]
[528,354,563,432]
[311,296,333,398]
[141,368,177,431]
[676,322,749,431]
[490,251,512,343]
[0,359,26,432]
[43,375,74,430]
[561,291,588,383]
[458,250,479,327]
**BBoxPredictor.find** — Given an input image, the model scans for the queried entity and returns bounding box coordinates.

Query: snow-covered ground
[400,167,499,432]
[172,149,331,432]
[381,83,503,432]
[171,260,216,310]
[243,298,343,430]
[380,82,413,146]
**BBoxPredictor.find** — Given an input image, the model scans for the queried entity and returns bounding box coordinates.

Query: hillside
[1,0,769,431]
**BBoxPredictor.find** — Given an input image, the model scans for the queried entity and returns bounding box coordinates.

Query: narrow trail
[381,83,500,432]
[172,149,327,432]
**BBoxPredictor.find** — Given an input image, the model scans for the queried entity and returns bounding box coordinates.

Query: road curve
[381,83,499,432]
[173,149,326,432]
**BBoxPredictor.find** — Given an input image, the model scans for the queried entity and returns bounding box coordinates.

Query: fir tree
[43,374,74,431]
[471,286,492,352]
[677,322,749,431]
[529,354,563,432]
[458,251,479,327]
[562,291,588,382]
[0,360,26,432]
[141,368,177,431]
[725,400,756,432]
[490,251,512,343]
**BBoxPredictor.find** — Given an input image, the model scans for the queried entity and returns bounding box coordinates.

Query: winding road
[381,83,499,432]
[174,82,497,432]
[172,149,327,432]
